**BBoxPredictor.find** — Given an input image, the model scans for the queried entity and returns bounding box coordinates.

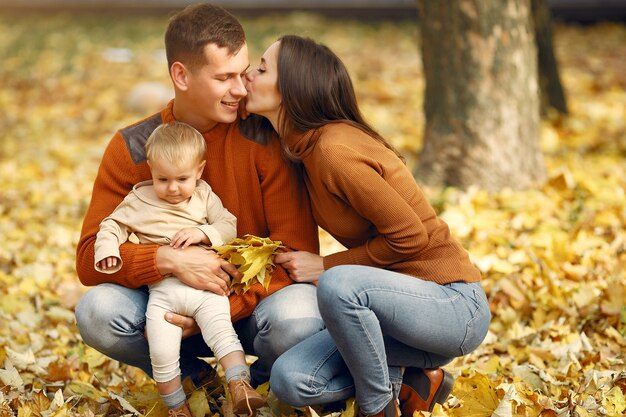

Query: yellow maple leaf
[67,381,107,402]
[16,406,33,417]
[340,398,357,417]
[188,389,211,417]
[30,391,51,416]
[602,386,626,417]
[0,361,24,389]
[213,235,284,294]
[448,372,499,417]
[108,390,142,415]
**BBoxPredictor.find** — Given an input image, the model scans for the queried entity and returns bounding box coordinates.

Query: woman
[243,35,491,417]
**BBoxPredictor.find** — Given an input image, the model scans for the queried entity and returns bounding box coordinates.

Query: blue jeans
[75,282,324,386]
[270,266,491,415]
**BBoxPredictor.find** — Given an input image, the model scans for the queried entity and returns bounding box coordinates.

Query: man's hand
[170,227,208,249]
[275,251,324,283]
[164,312,200,339]
[156,245,241,295]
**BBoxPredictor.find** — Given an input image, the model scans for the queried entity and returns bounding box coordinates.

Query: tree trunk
[532,0,568,115]
[415,0,547,191]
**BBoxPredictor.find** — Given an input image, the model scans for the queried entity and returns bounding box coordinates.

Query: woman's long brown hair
[275,35,404,162]
[239,35,404,162]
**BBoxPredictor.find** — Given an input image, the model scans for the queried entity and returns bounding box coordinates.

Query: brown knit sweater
[76,101,319,321]
[286,123,480,284]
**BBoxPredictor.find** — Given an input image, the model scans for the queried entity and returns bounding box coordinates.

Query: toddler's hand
[97,256,118,270]
[171,227,207,249]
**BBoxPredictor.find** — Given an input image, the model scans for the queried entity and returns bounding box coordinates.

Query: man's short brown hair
[165,3,246,72]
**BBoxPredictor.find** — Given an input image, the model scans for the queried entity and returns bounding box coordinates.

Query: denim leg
[270,329,354,406]
[75,283,212,380]
[317,266,491,415]
[235,283,325,386]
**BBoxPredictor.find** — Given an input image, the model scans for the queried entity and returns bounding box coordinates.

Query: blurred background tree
[414,0,569,192]
[533,0,568,116]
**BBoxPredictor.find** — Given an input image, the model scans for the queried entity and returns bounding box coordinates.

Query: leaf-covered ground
[0,11,625,417]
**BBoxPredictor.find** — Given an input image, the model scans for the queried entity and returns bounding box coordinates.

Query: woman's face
[245,41,282,127]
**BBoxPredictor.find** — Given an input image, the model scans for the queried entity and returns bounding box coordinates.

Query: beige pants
[145,277,243,383]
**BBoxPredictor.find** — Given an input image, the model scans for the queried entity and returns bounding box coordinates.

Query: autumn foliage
[0,11,625,417]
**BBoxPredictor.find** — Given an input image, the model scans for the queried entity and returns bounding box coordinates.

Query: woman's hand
[275,251,324,282]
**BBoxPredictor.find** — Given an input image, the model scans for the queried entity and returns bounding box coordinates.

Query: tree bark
[532,0,568,115]
[415,0,547,191]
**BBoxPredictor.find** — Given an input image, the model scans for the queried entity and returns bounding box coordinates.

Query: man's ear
[170,62,189,91]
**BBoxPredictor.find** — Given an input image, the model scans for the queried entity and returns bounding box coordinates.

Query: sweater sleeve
[94,218,127,274]
[198,183,237,247]
[93,194,142,274]
[321,144,429,269]
[229,140,319,322]
[75,134,162,288]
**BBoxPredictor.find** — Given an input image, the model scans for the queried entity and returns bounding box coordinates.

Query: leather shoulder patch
[120,114,163,164]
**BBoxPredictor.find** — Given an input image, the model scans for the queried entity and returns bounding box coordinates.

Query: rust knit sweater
[287,123,481,284]
[76,101,319,322]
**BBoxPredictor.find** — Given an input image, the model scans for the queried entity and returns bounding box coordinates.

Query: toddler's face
[148,157,204,204]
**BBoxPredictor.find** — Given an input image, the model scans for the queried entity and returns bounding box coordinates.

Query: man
[75,3,323,389]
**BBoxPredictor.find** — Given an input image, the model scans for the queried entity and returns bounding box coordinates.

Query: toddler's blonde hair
[145,121,206,165]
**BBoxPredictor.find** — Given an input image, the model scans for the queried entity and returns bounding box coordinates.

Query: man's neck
[172,100,218,134]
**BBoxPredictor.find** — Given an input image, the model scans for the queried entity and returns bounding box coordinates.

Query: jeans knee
[318,266,355,310]
[75,285,147,349]
[261,316,324,358]
[268,358,289,402]
[75,290,104,345]
[269,356,310,407]
[254,283,323,357]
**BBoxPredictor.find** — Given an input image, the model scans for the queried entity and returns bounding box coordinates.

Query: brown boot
[228,377,265,415]
[398,368,454,414]
[357,399,399,417]
[168,402,192,417]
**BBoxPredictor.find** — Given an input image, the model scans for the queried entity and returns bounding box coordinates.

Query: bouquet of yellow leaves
[213,235,285,294]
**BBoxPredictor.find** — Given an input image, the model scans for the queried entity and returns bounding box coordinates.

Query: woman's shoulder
[320,121,366,137]
[316,122,380,156]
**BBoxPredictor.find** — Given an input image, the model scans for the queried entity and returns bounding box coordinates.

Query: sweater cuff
[130,244,161,286]
[323,249,362,270]
[198,225,224,247]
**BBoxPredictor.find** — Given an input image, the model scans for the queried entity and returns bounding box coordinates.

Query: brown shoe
[228,377,265,415]
[398,368,454,414]
[168,402,192,417]
[357,399,399,417]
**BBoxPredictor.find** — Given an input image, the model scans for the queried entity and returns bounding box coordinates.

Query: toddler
[94,121,264,416]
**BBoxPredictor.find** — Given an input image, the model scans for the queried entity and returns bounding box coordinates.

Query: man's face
[184,43,249,128]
